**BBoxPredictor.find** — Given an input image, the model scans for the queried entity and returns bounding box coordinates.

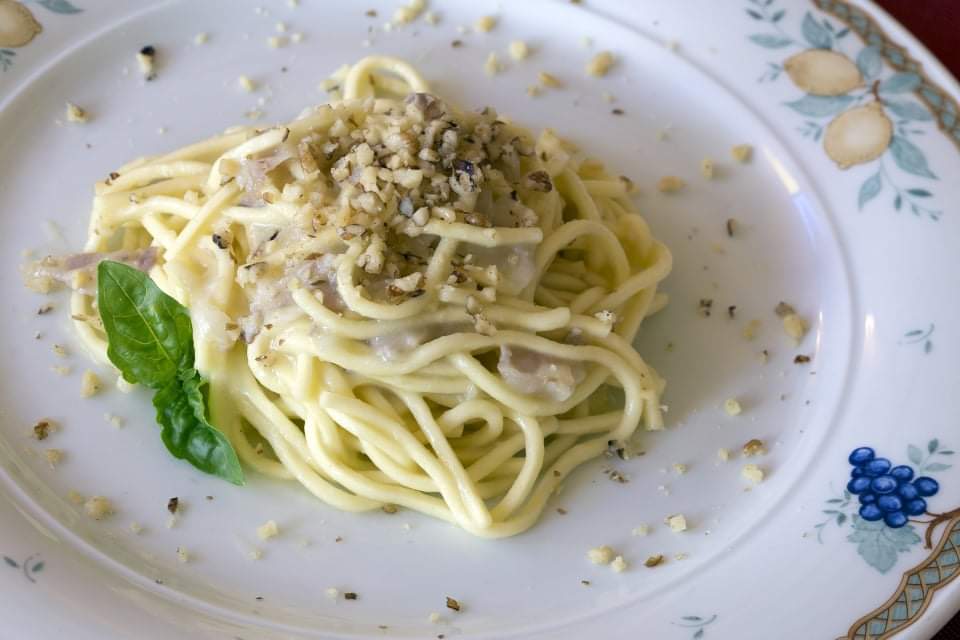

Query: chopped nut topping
[672,462,687,475]
[84,496,114,520]
[474,15,497,32]
[587,545,615,565]
[538,71,563,88]
[508,40,530,60]
[65,102,89,123]
[524,170,553,192]
[667,513,688,532]
[742,439,766,457]
[631,524,650,536]
[644,554,664,568]
[700,157,715,179]
[742,463,765,483]
[586,51,616,76]
[658,176,686,193]
[344,592,358,600]
[731,144,754,163]
[80,370,102,398]
[445,596,461,611]
[724,398,742,416]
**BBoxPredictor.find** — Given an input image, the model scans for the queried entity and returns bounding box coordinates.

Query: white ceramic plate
[1,1,959,638]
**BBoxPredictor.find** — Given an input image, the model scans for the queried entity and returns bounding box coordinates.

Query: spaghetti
[62,56,672,537]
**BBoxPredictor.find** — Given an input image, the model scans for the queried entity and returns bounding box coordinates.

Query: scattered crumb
[65,102,89,123]
[424,11,439,25]
[717,448,731,462]
[249,549,263,560]
[742,439,767,457]
[586,51,615,76]
[672,463,688,475]
[136,45,157,80]
[84,496,114,520]
[783,313,809,341]
[80,370,102,397]
[194,32,209,45]
[238,75,256,92]
[104,413,124,428]
[667,514,688,532]
[381,504,398,514]
[611,108,624,116]
[731,144,754,163]
[700,157,715,179]
[674,552,690,561]
[129,521,143,534]
[344,592,358,601]
[587,545,615,565]
[393,0,426,25]
[611,555,628,573]
[52,343,68,357]
[257,520,280,540]
[726,218,737,237]
[474,15,497,33]
[508,40,530,60]
[325,587,339,599]
[538,71,563,88]
[483,52,502,76]
[68,490,84,505]
[445,596,461,612]
[743,319,762,340]
[644,554,665,568]
[44,449,64,468]
[774,302,796,317]
[526,85,542,97]
[601,91,616,103]
[794,354,811,364]
[724,398,742,416]
[267,35,287,48]
[167,497,180,514]
[290,32,303,44]
[176,546,190,563]
[275,21,287,32]
[742,463,765,483]
[580,579,591,586]
[657,176,686,193]
[428,612,442,623]
[32,419,55,440]
[631,524,650,536]
[556,507,568,515]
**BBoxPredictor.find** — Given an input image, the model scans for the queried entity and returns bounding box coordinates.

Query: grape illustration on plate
[845,447,939,529]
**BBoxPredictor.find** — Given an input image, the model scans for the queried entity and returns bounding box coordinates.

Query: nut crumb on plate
[193,32,209,45]
[700,157,715,179]
[672,462,687,475]
[742,439,766,457]
[176,546,190,563]
[717,447,731,462]
[238,75,256,92]
[65,102,88,123]
[783,313,809,341]
[84,496,114,520]
[538,71,563,88]
[136,45,157,80]
[587,545,615,565]
[644,554,665,568]
[667,513,688,532]
[743,319,762,340]
[731,144,753,163]
[474,15,497,32]
[445,596,461,611]
[80,370,102,397]
[325,587,339,599]
[724,398,742,416]
[586,51,615,76]
[44,448,64,467]
[742,463,765,483]
[428,612,442,623]
[657,176,686,193]
[508,40,530,60]
[32,419,55,440]
[483,52,501,76]
[631,524,650,536]
[257,519,280,540]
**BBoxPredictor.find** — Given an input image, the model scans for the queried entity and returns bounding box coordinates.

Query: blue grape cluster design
[847,447,939,528]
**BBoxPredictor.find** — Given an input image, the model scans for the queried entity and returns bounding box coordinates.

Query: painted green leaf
[880,72,922,94]
[889,136,937,180]
[908,444,924,465]
[682,616,703,622]
[884,100,933,122]
[940,450,954,456]
[746,9,763,20]
[802,12,833,49]
[30,561,44,573]
[35,0,83,14]
[749,34,793,48]
[858,173,882,210]
[906,189,932,197]
[694,630,704,639]
[3,556,18,568]
[928,438,939,453]
[771,9,785,23]
[857,46,882,80]
[847,517,920,574]
[924,463,951,472]
[785,94,855,118]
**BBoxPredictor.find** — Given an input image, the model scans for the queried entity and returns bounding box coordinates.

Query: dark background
[869,4,957,639]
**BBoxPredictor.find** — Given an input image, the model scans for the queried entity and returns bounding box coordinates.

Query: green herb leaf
[97,261,243,485]
[97,261,194,389]
[154,371,244,485]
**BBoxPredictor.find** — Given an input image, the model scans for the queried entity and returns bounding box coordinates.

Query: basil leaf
[154,371,244,486]
[97,261,193,389]
[97,260,244,485]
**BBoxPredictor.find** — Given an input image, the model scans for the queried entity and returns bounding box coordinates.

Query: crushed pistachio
[794,354,811,364]
[586,51,615,76]
[731,144,754,163]
[724,398,742,416]
[32,419,55,440]
[644,554,665,568]
[445,596,461,611]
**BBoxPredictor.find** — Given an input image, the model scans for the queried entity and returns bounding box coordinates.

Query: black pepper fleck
[167,497,179,514]
[611,108,624,115]
[344,592,358,600]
